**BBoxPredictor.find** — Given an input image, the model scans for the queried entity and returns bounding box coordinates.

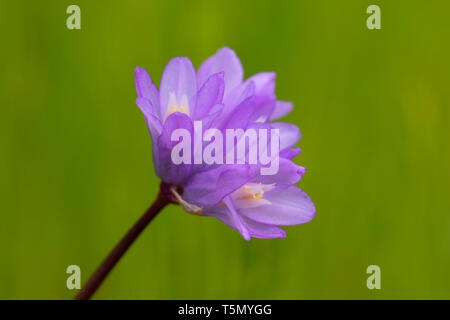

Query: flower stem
[75,187,171,300]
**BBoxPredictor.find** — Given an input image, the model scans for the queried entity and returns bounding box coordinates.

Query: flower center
[164,92,190,121]
[229,183,274,209]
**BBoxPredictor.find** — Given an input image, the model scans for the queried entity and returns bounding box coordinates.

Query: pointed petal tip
[135,66,148,77]
[270,101,294,120]
[259,71,277,80]
[297,166,307,176]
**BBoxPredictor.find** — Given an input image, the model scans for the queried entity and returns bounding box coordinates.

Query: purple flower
[135,47,315,240]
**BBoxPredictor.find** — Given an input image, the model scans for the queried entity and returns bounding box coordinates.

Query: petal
[218,80,255,124]
[279,147,302,160]
[232,72,276,123]
[246,72,276,95]
[271,122,301,150]
[193,72,225,120]
[136,97,163,135]
[270,101,293,120]
[136,98,163,173]
[197,47,243,95]
[156,112,193,184]
[240,216,286,239]
[160,57,197,120]
[223,196,250,240]
[135,67,161,120]
[240,186,315,226]
[251,158,306,185]
[249,94,276,123]
[183,164,253,206]
[214,94,260,130]
[200,103,223,129]
[202,203,248,239]
[203,203,286,240]
[202,202,235,226]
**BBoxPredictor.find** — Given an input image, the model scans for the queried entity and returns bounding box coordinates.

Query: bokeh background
[1,0,449,299]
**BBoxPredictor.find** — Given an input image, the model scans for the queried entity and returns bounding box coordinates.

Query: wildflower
[77,48,315,299]
[134,47,315,240]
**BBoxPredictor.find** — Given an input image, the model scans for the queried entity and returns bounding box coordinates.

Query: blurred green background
[1,0,449,299]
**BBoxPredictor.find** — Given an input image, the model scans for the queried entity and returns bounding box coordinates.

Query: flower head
[135,47,315,240]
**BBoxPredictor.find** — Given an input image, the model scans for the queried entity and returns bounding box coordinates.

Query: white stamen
[170,187,202,215]
[231,183,274,209]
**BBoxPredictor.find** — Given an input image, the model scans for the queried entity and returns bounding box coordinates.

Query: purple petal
[240,186,315,226]
[183,164,253,206]
[156,112,193,184]
[202,203,249,240]
[270,101,293,120]
[231,73,275,123]
[240,216,286,239]
[246,72,276,95]
[218,80,255,123]
[223,196,250,241]
[200,103,223,129]
[136,98,163,134]
[193,72,225,120]
[203,203,285,240]
[197,47,243,95]
[202,203,235,226]
[160,57,197,121]
[279,147,302,160]
[136,98,163,173]
[214,95,261,130]
[251,158,306,185]
[249,94,276,123]
[271,122,301,150]
[135,67,161,120]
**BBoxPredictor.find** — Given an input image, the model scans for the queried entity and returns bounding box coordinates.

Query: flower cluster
[135,47,315,240]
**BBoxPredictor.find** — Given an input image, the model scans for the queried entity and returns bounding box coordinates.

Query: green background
[1,0,449,299]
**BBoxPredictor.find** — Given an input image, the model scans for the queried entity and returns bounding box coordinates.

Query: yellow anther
[230,183,274,209]
[252,192,263,200]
